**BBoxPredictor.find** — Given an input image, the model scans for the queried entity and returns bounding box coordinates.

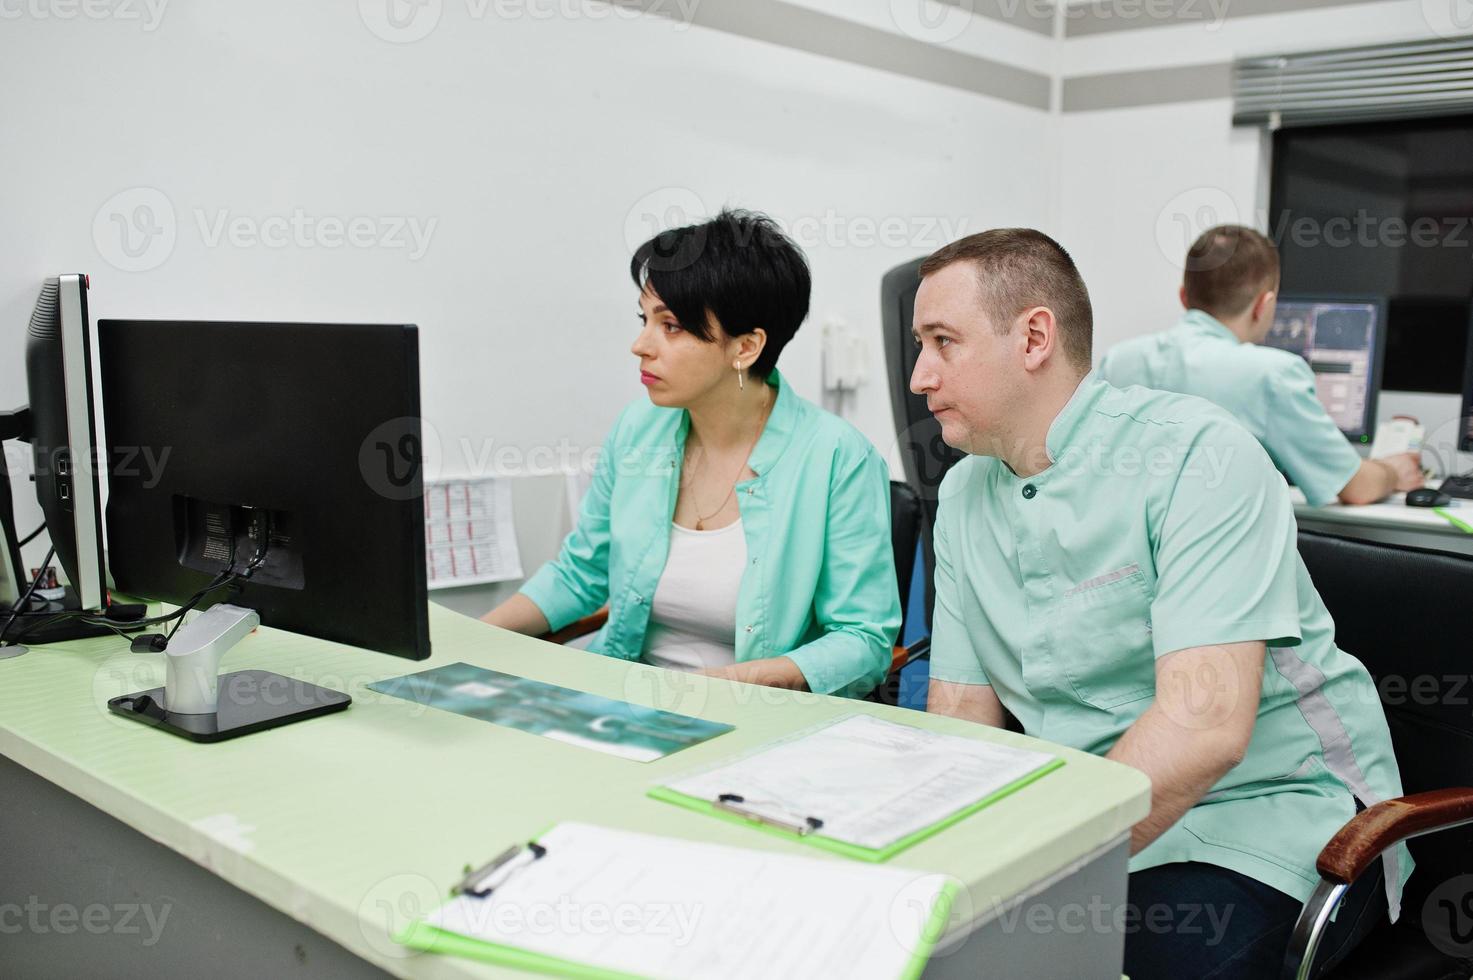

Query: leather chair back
[1297,530,1473,919]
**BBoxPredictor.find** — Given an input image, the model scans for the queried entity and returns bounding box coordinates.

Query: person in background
[1100,224,1423,506]
[482,209,899,698]
[914,228,1408,978]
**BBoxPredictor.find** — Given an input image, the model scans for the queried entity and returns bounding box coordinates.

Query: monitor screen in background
[1266,301,1381,440]
[1269,117,1473,396]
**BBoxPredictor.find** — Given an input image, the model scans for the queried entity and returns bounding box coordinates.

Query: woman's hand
[696,657,809,691]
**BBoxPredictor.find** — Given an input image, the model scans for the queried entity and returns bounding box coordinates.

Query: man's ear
[1179,284,1190,310]
[1020,307,1057,372]
[1251,289,1276,323]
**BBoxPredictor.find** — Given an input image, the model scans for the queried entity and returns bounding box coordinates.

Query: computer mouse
[1406,488,1452,508]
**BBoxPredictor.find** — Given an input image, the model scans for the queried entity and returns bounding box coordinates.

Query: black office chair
[866,480,929,706]
[1282,530,1473,980]
[542,481,931,702]
[881,257,964,631]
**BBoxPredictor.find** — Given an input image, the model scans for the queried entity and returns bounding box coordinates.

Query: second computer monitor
[99,319,432,662]
[1266,295,1388,443]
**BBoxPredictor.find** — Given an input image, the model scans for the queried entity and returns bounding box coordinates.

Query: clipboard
[647,714,1066,862]
[394,822,960,980]
[648,760,1064,863]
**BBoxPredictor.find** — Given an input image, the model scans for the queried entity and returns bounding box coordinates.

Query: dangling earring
[734,360,745,390]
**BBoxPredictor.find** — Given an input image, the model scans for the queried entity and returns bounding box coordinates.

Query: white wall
[1057,0,1473,477]
[0,0,1055,592]
[4,0,1468,605]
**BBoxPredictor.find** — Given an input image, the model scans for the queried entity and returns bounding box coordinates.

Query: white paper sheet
[426,822,950,980]
[667,714,1057,850]
[424,477,523,589]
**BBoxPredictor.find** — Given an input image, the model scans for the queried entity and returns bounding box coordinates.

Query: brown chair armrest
[1317,788,1473,883]
[889,636,931,677]
[540,606,609,646]
[889,645,907,676]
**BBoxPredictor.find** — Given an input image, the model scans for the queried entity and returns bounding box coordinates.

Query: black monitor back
[99,320,430,661]
[881,257,964,629]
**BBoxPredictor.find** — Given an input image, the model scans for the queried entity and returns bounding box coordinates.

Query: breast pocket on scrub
[1048,564,1156,709]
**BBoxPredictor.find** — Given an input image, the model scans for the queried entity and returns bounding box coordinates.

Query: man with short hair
[1100,224,1422,505]
[914,229,1408,979]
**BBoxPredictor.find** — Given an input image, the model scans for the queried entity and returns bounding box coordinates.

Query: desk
[1291,489,1473,557]
[0,605,1150,978]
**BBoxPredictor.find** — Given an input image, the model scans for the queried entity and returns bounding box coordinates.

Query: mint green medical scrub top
[519,370,901,699]
[1100,310,1363,507]
[929,374,1410,918]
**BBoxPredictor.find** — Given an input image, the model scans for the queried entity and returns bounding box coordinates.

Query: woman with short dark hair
[483,209,899,697]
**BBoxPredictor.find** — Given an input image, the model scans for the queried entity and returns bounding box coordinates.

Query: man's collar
[1044,371,1109,466]
[1179,308,1241,344]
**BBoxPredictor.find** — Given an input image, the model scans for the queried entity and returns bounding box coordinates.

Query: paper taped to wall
[425,477,523,589]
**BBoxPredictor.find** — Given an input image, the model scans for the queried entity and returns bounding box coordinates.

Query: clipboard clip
[715,793,825,836]
[456,841,548,898]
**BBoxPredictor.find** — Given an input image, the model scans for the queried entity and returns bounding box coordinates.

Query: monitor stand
[107,604,350,743]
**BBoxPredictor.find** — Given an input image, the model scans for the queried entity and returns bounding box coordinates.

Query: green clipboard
[393,829,963,980]
[648,756,1065,863]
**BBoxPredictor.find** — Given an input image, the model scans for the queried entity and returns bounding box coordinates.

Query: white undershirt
[640,519,746,672]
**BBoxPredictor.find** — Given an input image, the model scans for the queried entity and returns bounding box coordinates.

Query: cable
[0,545,56,647]
[7,610,142,646]
[18,524,44,549]
[5,510,274,650]
[163,569,240,642]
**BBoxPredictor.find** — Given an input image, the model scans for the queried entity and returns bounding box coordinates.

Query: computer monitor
[1265,295,1387,444]
[98,319,432,742]
[0,275,123,652]
[0,448,24,612]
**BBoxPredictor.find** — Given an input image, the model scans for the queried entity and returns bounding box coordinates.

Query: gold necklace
[687,390,773,531]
